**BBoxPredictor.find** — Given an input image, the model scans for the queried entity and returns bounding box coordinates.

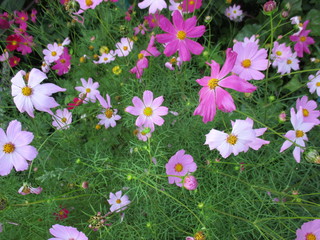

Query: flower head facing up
[6,34,22,51]
[76,0,103,13]
[138,0,167,14]
[295,96,320,126]
[156,10,205,62]
[43,43,64,63]
[11,68,66,118]
[165,150,197,187]
[96,94,121,129]
[225,4,243,22]
[295,219,320,240]
[307,71,320,97]
[193,48,257,123]
[75,77,100,103]
[52,47,72,76]
[115,38,133,57]
[49,224,88,240]
[52,108,72,130]
[125,90,168,131]
[108,190,131,213]
[0,120,38,176]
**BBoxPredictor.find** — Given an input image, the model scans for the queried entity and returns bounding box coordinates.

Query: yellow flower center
[95,124,101,130]
[303,109,309,117]
[86,0,93,6]
[105,109,113,119]
[300,36,306,42]
[86,88,91,93]
[176,30,187,40]
[143,107,153,117]
[194,231,206,240]
[61,117,67,123]
[170,57,177,64]
[306,233,316,240]
[3,143,15,154]
[138,53,144,60]
[22,186,30,194]
[12,40,17,46]
[103,57,108,61]
[178,5,183,10]
[241,59,251,68]
[174,163,183,172]
[112,66,122,75]
[287,59,292,64]
[22,86,32,96]
[233,10,237,13]
[116,199,121,204]
[295,130,304,138]
[21,17,25,21]
[226,134,237,145]
[316,82,320,87]
[60,59,66,63]
[51,51,57,56]
[276,51,282,56]
[189,0,195,4]
[208,78,219,90]
[123,46,128,51]
[133,129,139,135]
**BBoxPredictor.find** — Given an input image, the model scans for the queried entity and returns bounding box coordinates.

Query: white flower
[52,108,72,130]
[74,77,100,103]
[115,38,133,57]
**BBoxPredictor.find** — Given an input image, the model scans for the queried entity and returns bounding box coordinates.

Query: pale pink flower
[75,77,100,103]
[134,24,148,35]
[295,219,320,240]
[11,68,66,118]
[76,0,103,13]
[41,61,50,73]
[107,190,131,213]
[125,90,168,130]
[49,224,88,240]
[18,183,42,195]
[138,0,167,14]
[276,52,299,75]
[165,150,197,187]
[205,119,256,158]
[295,96,320,126]
[134,126,152,141]
[96,94,121,128]
[232,40,268,80]
[61,37,71,46]
[280,108,315,163]
[52,108,72,130]
[183,175,198,190]
[225,4,243,22]
[165,57,182,70]
[43,43,63,63]
[193,48,257,123]
[168,0,183,15]
[307,71,320,96]
[115,38,133,57]
[0,120,38,176]
[0,51,9,62]
[271,41,292,67]
[93,51,116,64]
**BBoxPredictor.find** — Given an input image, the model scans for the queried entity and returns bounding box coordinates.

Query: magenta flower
[96,94,121,128]
[134,23,148,35]
[51,47,71,76]
[144,12,162,28]
[295,219,320,240]
[16,34,34,55]
[125,90,168,130]
[295,96,320,126]
[0,120,38,176]
[289,20,315,58]
[156,10,205,62]
[193,48,257,123]
[11,68,66,118]
[107,190,131,213]
[49,224,88,240]
[232,40,268,80]
[182,0,202,13]
[280,108,315,163]
[18,183,42,195]
[30,9,37,23]
[14,11,28,25]
[75,77,100,103]
[165,150,197,187]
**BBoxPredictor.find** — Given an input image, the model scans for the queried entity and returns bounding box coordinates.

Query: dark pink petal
[178,41,191,61]
[218,48,237,79]
[184,16,197,32]
[172,10,184,30]
[215,87,236,112]
[158,15,175,34]
[219,75,257,92]
[156,33,175,43]
[185,39,204,55]
[164,39,179,57]
[207,61,220,78]
[186,25,205,38]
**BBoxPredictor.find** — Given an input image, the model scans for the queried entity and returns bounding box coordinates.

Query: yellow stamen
[116,199,121,204]
[208,78,219,90]
[303,109,309,117]
[86,88,91,93]
[170,57,177,64]
[85,0,93,6]
[61,117,67,123]
[3,143,15,153]
[276,51,282,56]
[143,107,153,116]
[22,86,32,96]
[300,36,306,42]
[51,51,57,56]
[174,163,183,172]
[12,40,17,46]
[103,57,108,61]
[241,59,251,68]
[138,53,144,60]
[189,0,195,4]
[105,109,113,119]
[316,82,320,87]
[176,30,187,40]
[123,46,128,51]
[287,59,292,64]
[233,10,237,13]
[60,59,66,63]
[295,130,304,138]
[306,233,316,240]
[226,135,237,145]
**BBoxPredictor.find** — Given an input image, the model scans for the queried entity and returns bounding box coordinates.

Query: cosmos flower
[138,0,167,14]
[6,34,22,51]
[93,51,116,64]
[18,183,42,195]
[96,94,121,129]
[9,56,20,67]
[0,120,38,176]
[115,38,133,57]
[181,0,202,13]
[49,224,88,240]
[276,52,299,75]
[76,0,103,13]
[295,96,320,126]
[107,191,131,213]
[51,47,72,76]
[307,71,320,97]
[75,77,100,103]
[52,108,72,130]
[225,4,243,22]
[295,219,320,240]
[43,43,64,63]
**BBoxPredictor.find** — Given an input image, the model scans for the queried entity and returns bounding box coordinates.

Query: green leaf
[280,0,302,16]
[306,9,320,36]
[235,24,261,41]
[283,75,303,92]
[0,0,25,12]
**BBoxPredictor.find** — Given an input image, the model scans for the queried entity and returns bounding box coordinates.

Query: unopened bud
[263,1,277,15]
[183,175,198,191]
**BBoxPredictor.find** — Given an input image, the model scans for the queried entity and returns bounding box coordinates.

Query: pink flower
[165,57,182,70]
[18,183,42,195]
[134,126,152,141]
[30,9,37,23]
[156,10,205,62]
[6,34,22,51]
[295,219,320,240]
[93,51,116,64]
[225,4,243,22]
[232,40,268,80]
[49,224,88,240]
[205,118,257,158]
[11,68,66,118]
[182,0,202,13]
[0,12,11,29]
[276,52,299,75]
[76,0,103,13]
[75,77,100,103]
[96,94,121,128]
[144,12,162,28]
[52,47,72,76]
[307,71,320,97]
[168,0,183,15]
[165,150,197,187]
[0,51,9,62]
[115,38,133,57]
[107,191,131,213]
[193,48,257,123]
[125,90,168,130]
[52,108,72,130]
[134,24,148,35]
[295,96,320,126]
[16,34,34,55]
[43,43,63,63]
[138,0,167,14]
[289,20,315,58]
[280,108,315,163]
[9,56,20,67]
[271,41,292,67]
[183,175,198,190]
[14,11,28,25]
[0,120,38,176]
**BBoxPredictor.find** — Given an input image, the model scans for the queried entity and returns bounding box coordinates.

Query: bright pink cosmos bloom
[0,12,11,29]
[205,118,257,158]
[193,48,257,123]
[165,150,197,187]
[96,94,121,128]
[0,120,38,176]
[18,183,42,195]
[52,47,71,76]
[182,0,202,13]
[14,11,28,25]
[49,224,88,240]
[16,34,34,55]
[295,219,320,240]
[289,20,315,58]
[75,77,100,103]
[156,10,205,62]
[138,0,167,14]
[125,90,168,130]
[144,12,162,28]
[280,108,315,163]
[232,40,268,80]
[11,68,66,118]
[6,34,22,51]
[295,96,320,126]
[108,190,131,213]
[30,9,37,23]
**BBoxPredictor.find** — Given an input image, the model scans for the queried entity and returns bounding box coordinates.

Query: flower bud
[81,181,89,189]
[281,10,289,18]
[183,175,198,191]
[263,1,277,15]
[304,149,320,163]
[278,111,286,123]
